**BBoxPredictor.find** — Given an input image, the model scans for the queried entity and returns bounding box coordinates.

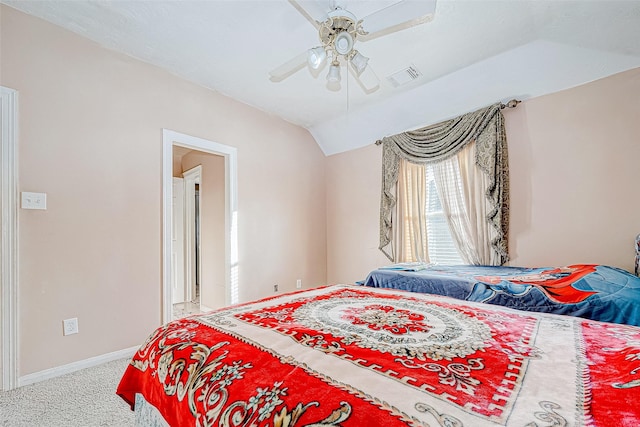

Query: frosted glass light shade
[334,32,353,55]
[307,47,327,69]
[326,63,341,83]
[350,51,369,75]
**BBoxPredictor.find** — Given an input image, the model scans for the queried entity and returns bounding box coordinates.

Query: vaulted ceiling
[3,0,640,155]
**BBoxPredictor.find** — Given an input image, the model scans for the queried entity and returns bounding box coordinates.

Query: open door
[171,177,186,304]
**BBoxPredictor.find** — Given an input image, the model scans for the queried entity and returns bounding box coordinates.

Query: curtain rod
[500,99,521,109]
[375,99,521,146]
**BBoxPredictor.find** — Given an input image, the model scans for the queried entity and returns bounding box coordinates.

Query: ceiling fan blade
[288,0,329,29]
[349,62,380,94]
[269,52,309,82]
[359,0,437,41]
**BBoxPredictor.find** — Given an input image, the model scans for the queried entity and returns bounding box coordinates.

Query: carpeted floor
[0,358,135,427]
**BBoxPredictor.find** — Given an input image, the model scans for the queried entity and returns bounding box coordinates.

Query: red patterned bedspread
[117,285,640,426]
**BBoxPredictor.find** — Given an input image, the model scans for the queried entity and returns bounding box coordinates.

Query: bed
[361,264,640,327]
[117,284,640,426]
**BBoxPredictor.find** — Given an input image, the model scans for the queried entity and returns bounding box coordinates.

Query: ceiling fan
[269,0,437,93]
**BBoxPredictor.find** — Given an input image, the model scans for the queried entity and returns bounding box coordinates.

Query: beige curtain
[395,160,429,263]
[378,102,510,265]
[432,142,498,265]
[431,150,476,264]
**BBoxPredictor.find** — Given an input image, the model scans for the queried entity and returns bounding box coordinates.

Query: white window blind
[425,165,464,265]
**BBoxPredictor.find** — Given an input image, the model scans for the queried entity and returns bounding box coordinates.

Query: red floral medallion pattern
[340,304,433,335]
[117,285,640,426]
[238,288,539,423]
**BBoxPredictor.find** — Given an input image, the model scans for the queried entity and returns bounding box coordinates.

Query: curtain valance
[378,102,510,265]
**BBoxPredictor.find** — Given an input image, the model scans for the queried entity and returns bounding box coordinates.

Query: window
[425,165,464,265]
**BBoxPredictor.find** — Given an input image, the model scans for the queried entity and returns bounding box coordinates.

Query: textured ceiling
[3,0,640,155]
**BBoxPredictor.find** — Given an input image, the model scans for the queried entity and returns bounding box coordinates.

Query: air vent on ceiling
[387,65,422,87]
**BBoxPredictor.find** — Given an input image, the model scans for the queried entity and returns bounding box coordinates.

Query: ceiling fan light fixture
[326,62,341,83]
[350,51,369,75]
[333,31,353,56]
[275,0,432,94]
[307,46,327,69]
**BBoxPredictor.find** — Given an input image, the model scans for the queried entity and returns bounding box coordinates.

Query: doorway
[172,159,223,318]
[162,130,238,323]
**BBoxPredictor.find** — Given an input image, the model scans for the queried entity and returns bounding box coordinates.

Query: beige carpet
[0,358,135,427]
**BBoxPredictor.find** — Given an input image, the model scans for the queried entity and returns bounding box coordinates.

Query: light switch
[21,192,47,210]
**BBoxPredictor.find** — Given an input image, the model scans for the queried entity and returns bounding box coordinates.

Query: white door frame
[1,86,19,391]
[162,130,238,323]
[182,165,202,303]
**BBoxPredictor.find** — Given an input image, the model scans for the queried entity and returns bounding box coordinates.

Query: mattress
[361,264,640,326]
[118,284,640,426]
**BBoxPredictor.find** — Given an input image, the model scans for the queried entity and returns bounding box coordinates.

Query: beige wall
[326,145,389,284]
[1,6,326,376]
[327,67,640,283]
[506,67,640,270]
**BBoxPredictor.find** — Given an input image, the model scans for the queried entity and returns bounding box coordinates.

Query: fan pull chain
[346,62,350,114]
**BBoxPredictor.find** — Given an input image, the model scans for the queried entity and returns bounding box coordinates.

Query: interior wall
[326,144,389,284]
[172,146,191,177]
[181,152,225,310]
[0,5,326,376]
[326,67,640,283]
[506,67,640,270]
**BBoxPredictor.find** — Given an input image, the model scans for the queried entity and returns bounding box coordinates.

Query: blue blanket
[361,264,640,326]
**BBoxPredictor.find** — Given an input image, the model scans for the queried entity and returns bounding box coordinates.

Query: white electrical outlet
[21,192,47,210]
[63,318,79,336]
[273,284,278,292]
[296,279,302,289]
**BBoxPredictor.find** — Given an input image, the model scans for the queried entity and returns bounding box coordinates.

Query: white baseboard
[17,345,139,388]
